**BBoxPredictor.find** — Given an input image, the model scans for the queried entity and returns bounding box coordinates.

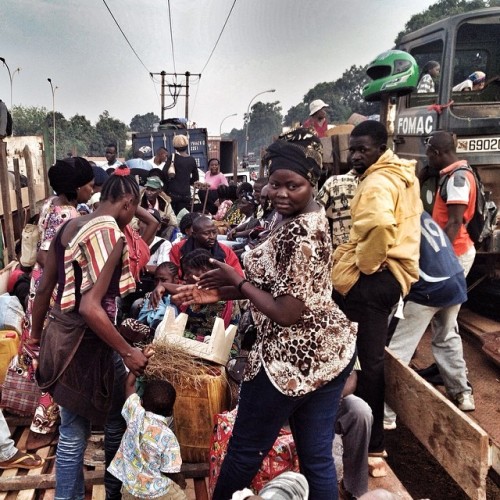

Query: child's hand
[149,285,166,310]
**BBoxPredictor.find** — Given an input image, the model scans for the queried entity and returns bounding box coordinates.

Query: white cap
[309,99,329,116]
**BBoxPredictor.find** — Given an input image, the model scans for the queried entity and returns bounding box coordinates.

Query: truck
[361,8,500,499]
[362,7,500,230]
[131,127,210,172]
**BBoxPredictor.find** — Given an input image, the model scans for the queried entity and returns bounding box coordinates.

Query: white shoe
[456,392,475,411]
[383,420,397,430]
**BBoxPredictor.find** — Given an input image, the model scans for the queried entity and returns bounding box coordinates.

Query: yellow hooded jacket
[332,149,422,296]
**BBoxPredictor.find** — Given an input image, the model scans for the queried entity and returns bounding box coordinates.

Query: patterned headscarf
[264,127,323,186]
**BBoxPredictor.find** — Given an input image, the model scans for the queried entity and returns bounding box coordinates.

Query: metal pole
[0,58,21,109]
[244,89,276,159]
[219,113,237,137]
[185,71,190,121]
[160,71,166,122]
[47,78,58,165]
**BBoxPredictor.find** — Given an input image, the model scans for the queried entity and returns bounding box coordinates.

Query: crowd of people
[0,109,482,500]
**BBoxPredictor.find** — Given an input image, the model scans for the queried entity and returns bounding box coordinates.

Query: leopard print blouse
[242,208,357,396]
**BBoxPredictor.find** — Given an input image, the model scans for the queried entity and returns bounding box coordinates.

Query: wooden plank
[385,347,490,500]
[0,471,103,492]
[0,141,16,263]
[12,158,24,237]
[22,146,36,216]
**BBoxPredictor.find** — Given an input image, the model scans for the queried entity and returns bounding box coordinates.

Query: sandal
[0,451,45,470]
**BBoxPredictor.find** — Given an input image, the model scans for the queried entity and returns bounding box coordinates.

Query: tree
[130,112,160,133]
[91,110,128,157]
[394,0,486,45]
[11,105,48,136]
[246,101,283,157]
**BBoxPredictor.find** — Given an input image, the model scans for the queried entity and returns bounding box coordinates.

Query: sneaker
[456,392,475,411]
[368,456,388,477]
[383,420,397,430]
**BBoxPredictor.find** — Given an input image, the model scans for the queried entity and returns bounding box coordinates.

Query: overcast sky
[1,0,436,136]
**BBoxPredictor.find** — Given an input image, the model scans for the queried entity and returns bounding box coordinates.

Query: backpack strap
[438,164,473,203]
[150,238,166,255]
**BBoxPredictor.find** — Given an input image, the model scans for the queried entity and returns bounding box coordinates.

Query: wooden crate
[173,365,229,463]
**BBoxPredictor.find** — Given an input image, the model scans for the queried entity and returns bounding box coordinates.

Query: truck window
[409,40,444,107]
[451,20,500,105]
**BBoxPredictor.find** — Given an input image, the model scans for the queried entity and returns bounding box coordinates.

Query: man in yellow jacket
[332,120,422,471]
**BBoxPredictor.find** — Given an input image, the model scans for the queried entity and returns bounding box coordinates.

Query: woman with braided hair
[173,128,357,500]
[32,166,151,500]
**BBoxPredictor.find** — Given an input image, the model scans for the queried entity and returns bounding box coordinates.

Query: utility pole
[150,71,200,123]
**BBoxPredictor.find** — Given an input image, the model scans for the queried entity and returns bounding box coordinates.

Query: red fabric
[303,117,328,138]
[7,269,24,293]
[208,409,300,496]
[124,225,150,281]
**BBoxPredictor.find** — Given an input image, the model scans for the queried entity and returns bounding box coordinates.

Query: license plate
[456,137,500,153]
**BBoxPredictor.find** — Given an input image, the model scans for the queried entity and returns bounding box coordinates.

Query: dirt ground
[386,422,499,499]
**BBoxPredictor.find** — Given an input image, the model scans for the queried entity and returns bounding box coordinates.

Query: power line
[167,0,176,74]
[102,0,151,74]
[199,0,237,75]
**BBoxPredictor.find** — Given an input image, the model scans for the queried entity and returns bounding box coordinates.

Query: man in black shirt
[164,134,199,214]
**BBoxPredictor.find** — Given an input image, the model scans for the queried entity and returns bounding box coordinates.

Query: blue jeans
[213,359,354,500]
[55,354,127,500]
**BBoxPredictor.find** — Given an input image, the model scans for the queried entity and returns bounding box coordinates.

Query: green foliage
[11,105,48,136]
[245,101,282,157]
[90,110,128,157]
[395,0,487,45]
[130,112,160,133]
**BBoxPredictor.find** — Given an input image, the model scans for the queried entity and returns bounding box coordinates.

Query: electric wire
[102,0,151,74]
[199,0,237,75]
[167,0,177,74]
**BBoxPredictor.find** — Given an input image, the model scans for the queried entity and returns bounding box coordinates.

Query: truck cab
[390,7,500,212]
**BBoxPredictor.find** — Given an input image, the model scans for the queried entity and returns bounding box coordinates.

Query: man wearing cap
[303,99,329,138]
[140,176,178,240]
[163,134,199,214]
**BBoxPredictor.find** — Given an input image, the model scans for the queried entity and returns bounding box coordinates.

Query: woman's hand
[197,259,242,290]
[123,346,150,377]
[172,284,222,306]
[227,228,236,241]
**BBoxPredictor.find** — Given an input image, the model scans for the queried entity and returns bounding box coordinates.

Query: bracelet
[237,279,249,293]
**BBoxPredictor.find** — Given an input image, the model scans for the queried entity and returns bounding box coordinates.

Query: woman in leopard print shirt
[173,128,357,500]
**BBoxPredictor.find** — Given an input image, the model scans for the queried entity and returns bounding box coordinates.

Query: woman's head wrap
[48,157,94,196]
[264,127,322,186]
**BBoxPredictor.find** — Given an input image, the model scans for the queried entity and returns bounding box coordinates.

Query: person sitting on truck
[416,61,440,93]
[303,99,330,138]
[452,70,486,92]
[147,146,169,170]
[139,176,178,240]
[169,215,244,278]
[205,158,229,190]
[163,135,199,214]
[102,143,123,170]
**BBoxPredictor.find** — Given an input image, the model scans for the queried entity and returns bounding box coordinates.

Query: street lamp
[47,78,58,165]
[244,89,275,159]
[0,57,21,108]
[219,113,237,137]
